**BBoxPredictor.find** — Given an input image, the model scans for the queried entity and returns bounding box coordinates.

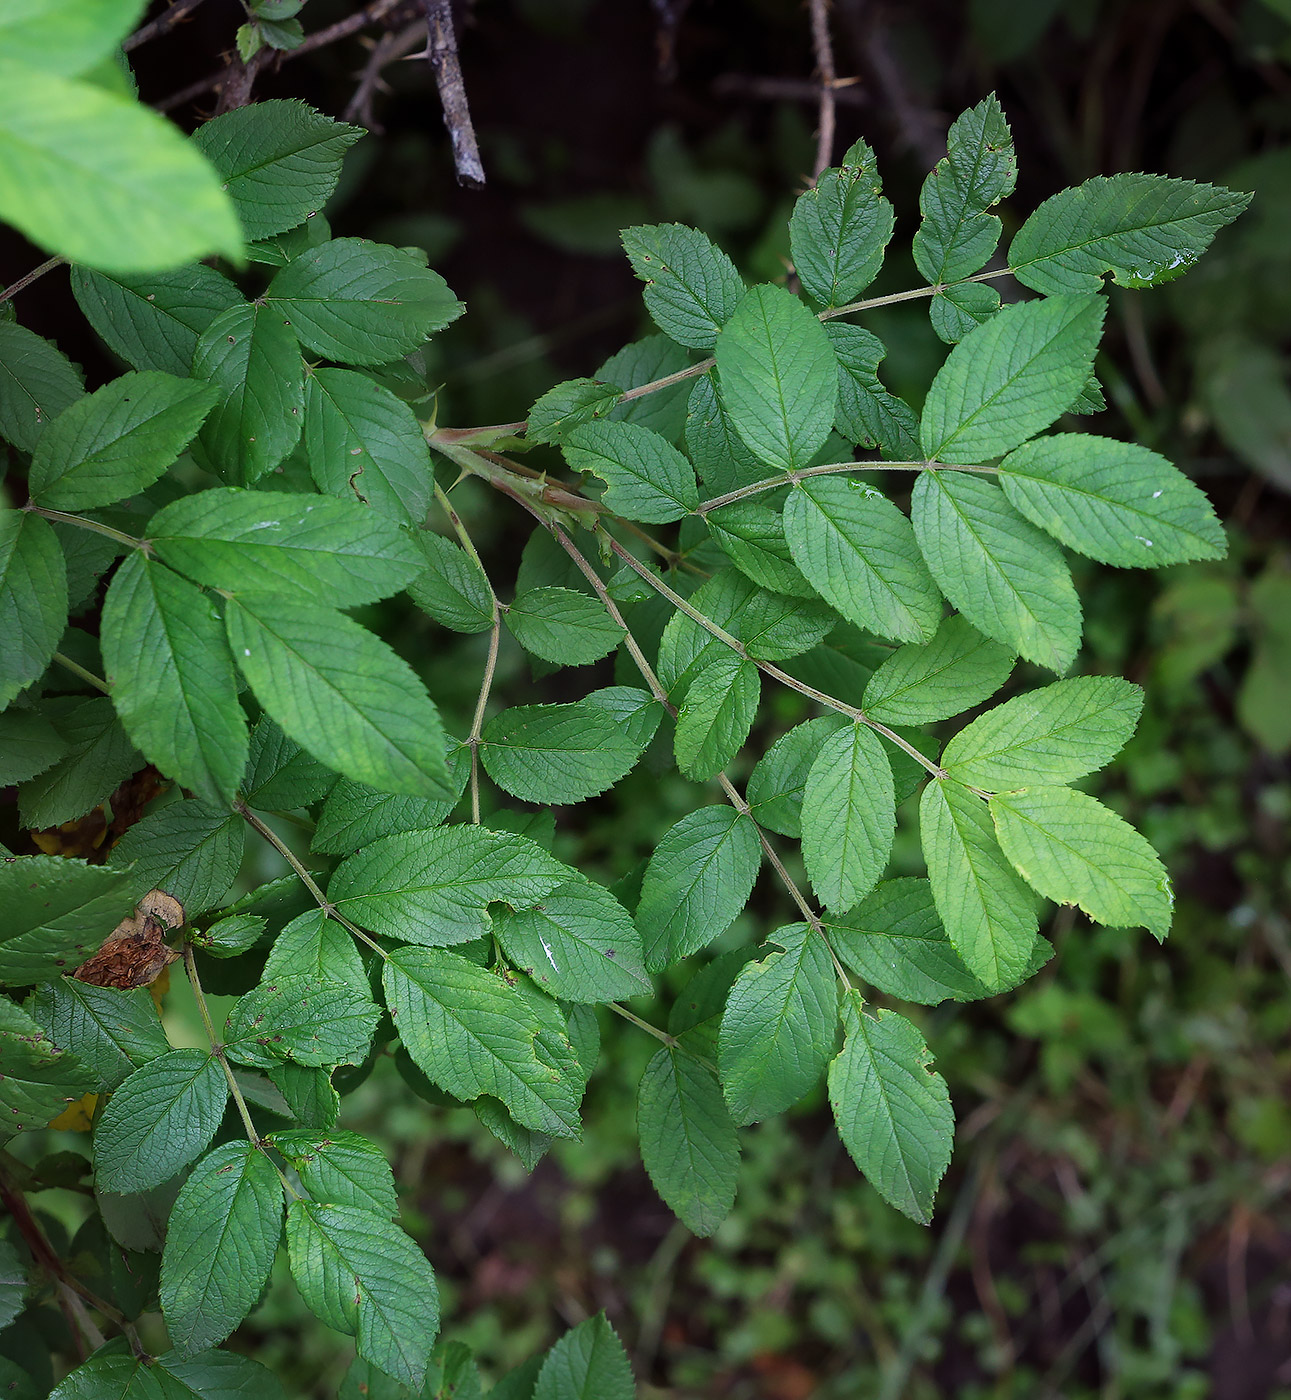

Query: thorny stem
[0,256,65,303]
[696,459,999,515]
[234,800,389,960]
[52,652,110,694]
[26,506,147,553]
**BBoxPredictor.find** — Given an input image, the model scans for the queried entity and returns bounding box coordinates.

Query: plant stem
[26,506,147,552]
[609,1003,679,1048]
[695,459,999,515]
[52,652,110,694]
[234,800,389,960]
[0,256,66,303]
[818,266,1011,322]
[123,0,208,50]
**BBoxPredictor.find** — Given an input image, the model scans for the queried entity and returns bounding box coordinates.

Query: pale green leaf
[383,945,583,1135]
[637,806,761,972]
[160,1140,283,1355]
[225,592,450,798]
[0,854,137,986]
[714,284,837,470]
[637,1047,738,1237]
[990,786,1173,939]
[0,320,84,453]
[28,372,217,510]
[329,825,569,946]
[304,368,433,526]
[911,470,1082,674]
[920,779,1037,991]
[801,722,895,914]
[582,684,664,749]
[863,614,1015,725]
[93,1049,227,1193]
[191,99,363,241]
[504,586,623,665]
[191,303,303,485]
[0,0,144,78]
[622,223,745,348]
[534,1315,635,1400]
[1009,173,1251,295]
[718,923,837,1124]
[266,238,463,366]
[101,553,246,804]
[481,700,646,805]
[0,510,67,706]
[783,476,942,643]
[194,913,266,958]
[828,993,953,1224]
[920,295,1105,463]
[286,1200,437,1391]
[673,652,759,781]
[998,434,1226,567]
[70,264,241,378]
[563,419,698,522]
[789,138,895,307]
[108,798,243,914]
[941,675,1142,790]
[0,69,241,274]
[746,714,847,837]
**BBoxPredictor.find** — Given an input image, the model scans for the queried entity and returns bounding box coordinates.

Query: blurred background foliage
[4,0,1291,1396]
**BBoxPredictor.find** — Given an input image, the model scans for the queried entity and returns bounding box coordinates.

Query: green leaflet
[262,910,368,996]
[714,283,837,471]
[27,979,169,1092]
[1008,172,1251,295]
[0,1238,23,1328]
[941,675,1143,790]
[637,1047,739,1237]
[826,323,922,460]
[920,294,1105,464]
[271,1130,397,1217]
[998,434,1226,567]
[534,1314,635,1400]
[563,418,698,522]
[286,1200,438,1392]
[920,780,1037,991]
[930,281,1001,344]
[159,1141,283,1355]
[70,264,242,378]
[637,806,762,972]
[383,945,583,1136]
[270,1064,339,1132]
[621,223,745,348]
[0,855,137,987]
[673,652,759,780]
[226,592,451,799]
[194,913,267,958]
[329,825,570,946]
[0,510,67,707]
[783,476,943,644]
[0,0,141,77]
[304,368,433,527]
[492,877,651,1004]
[48,1341,285,1400]
[990,786,1173,939]
[597,334,690,442]
[685,372,769,496]
[101,553,247,805]
[825,878,989,1005]
[108,798,244,915]
[789,138,895,308]
[0,69,241,275]
[0,996,94,1139]
[718,923,837,1124]
[242,715,338,810]
[191,302,304,485]
[408,531,495,634]
[481,699,647,804]
[707,501,817,598]
[801,723,895,914]
[149,487,422,609]
[190,100,363,241]
[527,377,624,444]
[863,614,1015,725]
[0,708,66,785]
[0,320,84,453]
[911,470,1082,674]
[27,372,218,511]
[93,1049,228,1194]
[828,993,954,1225]
[311,760,466,856]
[504,586,624,665]
[265,238,463,366]
[224,975,379,1070]
[583,685,664,749]
[913,95,1016,327]
[18,696,142,831]
[746,714,848,838]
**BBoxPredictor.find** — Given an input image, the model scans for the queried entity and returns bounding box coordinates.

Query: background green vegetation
[4,1,1289,1396]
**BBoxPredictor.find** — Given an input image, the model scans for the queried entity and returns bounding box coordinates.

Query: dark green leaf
[481,700,646,805]
[18,696,142,830]
[534,1315,635,1400]
[242,716,338,810]
[526,378,624,445]
[408,531,495,634]
[311,758,467,855]
[0,997,94,1139]
[789,139,895,307]
[28,979,169,1091]
[563,419,698,522]
[706,501,816,598]
[673,652,759,780]
[108,798,243,915]
[0,709,67,785]
[48,1340,286,1400]
[0,511,67,707]
[621,223,745,348]
[746,714,847,837]
[271,1130,397,1216]
[504,587,623,665]
[225,975,378,1069]
[826,323,922,460]
[0,320,83,454]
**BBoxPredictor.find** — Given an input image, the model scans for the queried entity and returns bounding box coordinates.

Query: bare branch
[123,0,209,52]
[809,0,838,181]
[344,21,427,129]
[420,0,486,188]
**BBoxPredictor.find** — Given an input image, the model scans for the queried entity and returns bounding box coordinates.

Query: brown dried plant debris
[74,890,185,989]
